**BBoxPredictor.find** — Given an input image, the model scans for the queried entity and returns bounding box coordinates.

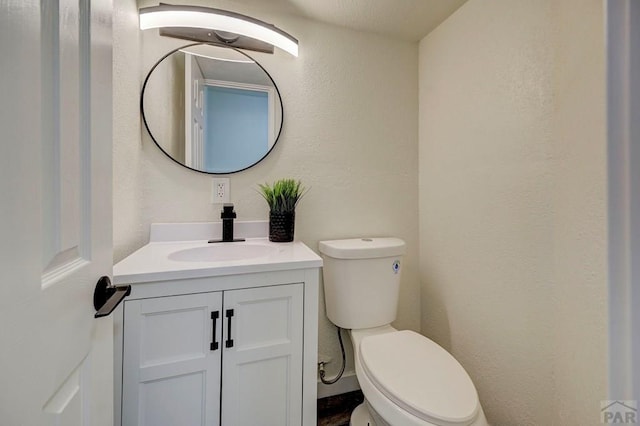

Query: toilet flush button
[392,260,400,274]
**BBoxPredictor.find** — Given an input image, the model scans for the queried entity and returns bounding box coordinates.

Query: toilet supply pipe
[318,325,346,385]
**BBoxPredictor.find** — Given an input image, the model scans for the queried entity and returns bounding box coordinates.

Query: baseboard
[317,371,360,399]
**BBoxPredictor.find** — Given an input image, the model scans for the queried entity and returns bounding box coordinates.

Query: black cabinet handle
[225,309,234,348]
[210,311,220,351]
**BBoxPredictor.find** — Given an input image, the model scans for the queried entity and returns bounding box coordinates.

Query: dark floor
[317,390,364,426]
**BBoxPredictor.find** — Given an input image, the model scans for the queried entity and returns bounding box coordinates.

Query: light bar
[139,5,298,57]
[179,48,255,64]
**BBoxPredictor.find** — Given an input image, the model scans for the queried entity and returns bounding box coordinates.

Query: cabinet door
[122,292,223,426]
[221,284,304,426]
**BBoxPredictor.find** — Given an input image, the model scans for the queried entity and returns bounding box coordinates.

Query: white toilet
[319,237,489,426]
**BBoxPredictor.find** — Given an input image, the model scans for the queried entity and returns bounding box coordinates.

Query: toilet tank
[319,238,406,329]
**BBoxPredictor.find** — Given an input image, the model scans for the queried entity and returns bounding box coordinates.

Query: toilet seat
[359,330,479,425]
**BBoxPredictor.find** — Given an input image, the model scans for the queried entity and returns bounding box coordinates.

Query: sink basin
[168,243,279,262]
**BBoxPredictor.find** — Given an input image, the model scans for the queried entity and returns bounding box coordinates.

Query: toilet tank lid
[319,238,406,259]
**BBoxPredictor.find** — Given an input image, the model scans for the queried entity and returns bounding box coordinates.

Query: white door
[122,292,223,426]
[221,284,304,426]
[0,1,113,425]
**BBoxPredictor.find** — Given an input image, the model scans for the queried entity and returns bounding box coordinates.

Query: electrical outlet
[211,178,230,204]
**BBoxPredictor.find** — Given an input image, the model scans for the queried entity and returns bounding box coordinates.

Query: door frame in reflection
[185,61,277,172]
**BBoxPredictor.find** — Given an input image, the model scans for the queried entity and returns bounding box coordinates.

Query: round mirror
[141,43,283,174]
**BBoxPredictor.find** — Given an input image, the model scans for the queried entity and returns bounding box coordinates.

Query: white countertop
[113,238,323,285]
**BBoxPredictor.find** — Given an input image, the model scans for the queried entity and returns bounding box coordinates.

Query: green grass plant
[258,178,307,213]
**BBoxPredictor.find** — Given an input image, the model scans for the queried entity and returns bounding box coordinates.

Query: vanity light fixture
[139,4,299,57]
[179,45,255,64]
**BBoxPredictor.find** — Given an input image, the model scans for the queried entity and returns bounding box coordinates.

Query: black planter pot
[269,211,295,242]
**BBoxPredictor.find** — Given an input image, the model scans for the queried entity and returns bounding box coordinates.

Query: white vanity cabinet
[220,284,304,426]
[122,291,223,426]
[121,283,304,426]
[112,229,322,426]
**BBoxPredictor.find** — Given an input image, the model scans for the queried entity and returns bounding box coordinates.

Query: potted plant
[258,178,307,242]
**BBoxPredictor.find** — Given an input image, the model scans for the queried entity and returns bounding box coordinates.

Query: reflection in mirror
[141,43,283,174]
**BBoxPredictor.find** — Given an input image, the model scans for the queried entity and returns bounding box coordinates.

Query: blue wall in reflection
[204,86,269,173]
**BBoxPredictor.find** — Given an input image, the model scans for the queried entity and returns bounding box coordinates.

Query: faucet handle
[221,203,236,219]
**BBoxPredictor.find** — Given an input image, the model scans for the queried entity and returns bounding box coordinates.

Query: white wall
[419,0,607,424]
[113,0,420,381]
[552,0,607,422]
[113,0,143,261]
[419,1,555,423]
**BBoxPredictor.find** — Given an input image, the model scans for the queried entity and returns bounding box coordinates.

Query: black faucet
[221,204,236,242]
[209,203,245,243]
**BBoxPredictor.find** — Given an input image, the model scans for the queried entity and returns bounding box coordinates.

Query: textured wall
[419,1,556,423]
[113,0,143,263]
[419,0,606,424]
[551,0,607,423]
[113,0,419,381]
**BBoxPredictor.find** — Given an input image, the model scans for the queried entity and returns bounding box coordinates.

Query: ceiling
[233,0,469,42]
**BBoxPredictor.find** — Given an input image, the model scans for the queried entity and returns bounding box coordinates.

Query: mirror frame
[140,43,285,175]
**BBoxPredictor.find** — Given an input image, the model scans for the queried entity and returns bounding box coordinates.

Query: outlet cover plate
[212,178,230,204]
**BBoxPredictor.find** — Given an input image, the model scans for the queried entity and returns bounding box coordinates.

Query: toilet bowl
[319,238,489,426]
